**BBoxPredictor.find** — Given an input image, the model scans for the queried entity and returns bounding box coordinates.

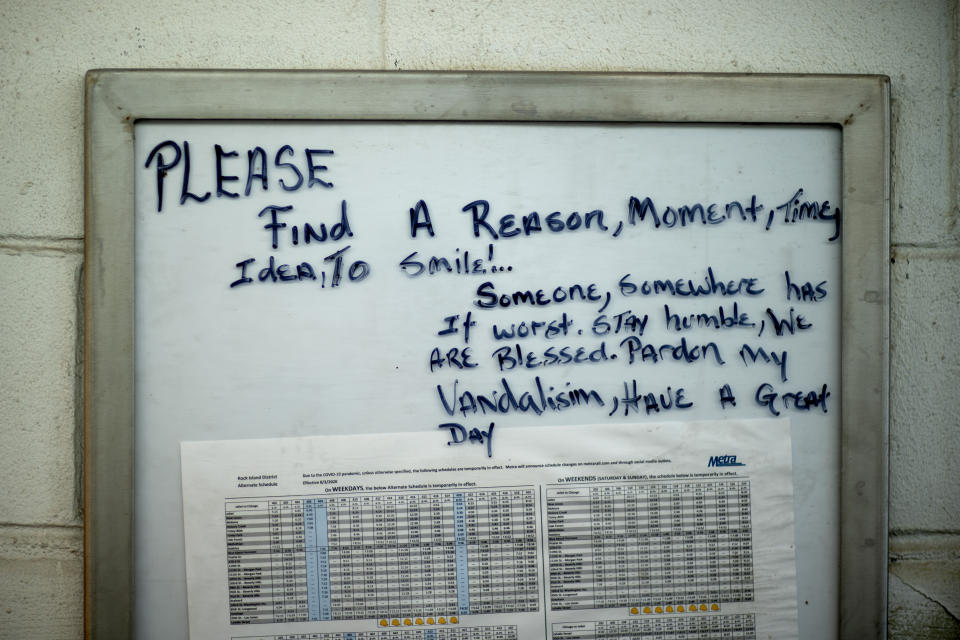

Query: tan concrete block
[0,525,83,640]
[889,571,960,639]
[889,248,960,531]
[890,534,960,621]
[0,250,81,525]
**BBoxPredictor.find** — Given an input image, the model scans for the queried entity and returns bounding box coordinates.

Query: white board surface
[133,121,841,638]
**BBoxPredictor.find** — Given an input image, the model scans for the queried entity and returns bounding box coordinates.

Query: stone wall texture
[0,0,956,637]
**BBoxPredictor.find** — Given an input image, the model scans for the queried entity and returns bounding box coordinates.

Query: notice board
[84,71,889,639]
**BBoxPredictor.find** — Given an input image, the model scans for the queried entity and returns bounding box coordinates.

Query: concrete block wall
[0,1,955,637]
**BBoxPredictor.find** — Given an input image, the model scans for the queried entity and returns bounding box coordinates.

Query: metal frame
[84,71,889,639]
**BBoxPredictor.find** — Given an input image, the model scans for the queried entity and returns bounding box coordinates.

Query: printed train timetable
[225,489,539,625]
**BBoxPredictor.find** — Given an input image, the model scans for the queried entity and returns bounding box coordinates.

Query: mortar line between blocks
[0,235,83,255]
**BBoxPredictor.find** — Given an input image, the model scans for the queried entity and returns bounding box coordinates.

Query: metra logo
[707,455,745,467]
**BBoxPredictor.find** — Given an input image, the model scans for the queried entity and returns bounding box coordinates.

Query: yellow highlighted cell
[379,620,388,627]
[404,619,412,626]
[677,605,685,612]
[427,618,435,625]
[630,607,639,615]
[666,605,674,612]
[655,606,663,613]
[711,603,720,611]
[699,604,708,611]
[438,617,447,624]
[415,618,424,625]
[392,619,401,626]
[643,606,652,614]
[450,616,459,624]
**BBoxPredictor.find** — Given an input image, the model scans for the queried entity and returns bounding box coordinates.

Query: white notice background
[136,122,839,639]
[181,420,797,640]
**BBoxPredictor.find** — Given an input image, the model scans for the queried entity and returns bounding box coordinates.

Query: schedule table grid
[226,489,539,625]
[547,480,754,611]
